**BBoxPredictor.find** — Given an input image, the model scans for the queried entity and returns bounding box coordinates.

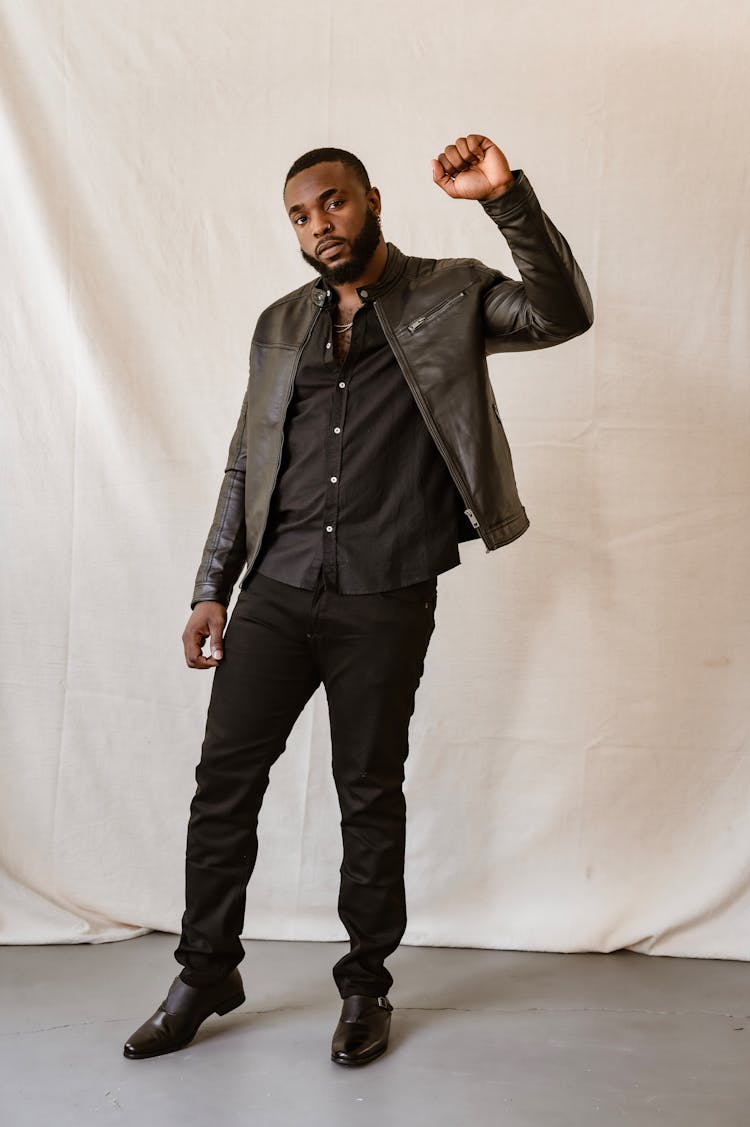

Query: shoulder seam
[258,280,316,318]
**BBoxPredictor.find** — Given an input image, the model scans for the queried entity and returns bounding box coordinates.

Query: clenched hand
[182,601,227,669]
[432,135,515,201]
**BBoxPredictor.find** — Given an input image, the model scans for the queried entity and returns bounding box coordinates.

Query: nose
[311,210,333,238]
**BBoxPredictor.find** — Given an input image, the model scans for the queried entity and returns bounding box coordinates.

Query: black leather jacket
[191,170,593,607]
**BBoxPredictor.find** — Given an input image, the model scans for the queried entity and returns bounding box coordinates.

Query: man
[124,134,593,1066]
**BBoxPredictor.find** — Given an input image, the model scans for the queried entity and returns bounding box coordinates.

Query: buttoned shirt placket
[320,300,365,590]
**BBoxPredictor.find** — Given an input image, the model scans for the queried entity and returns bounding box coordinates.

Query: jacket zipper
[406,290,466,334]
[374,301,490,551]
[245,306,323,573]
[464,508,482,533]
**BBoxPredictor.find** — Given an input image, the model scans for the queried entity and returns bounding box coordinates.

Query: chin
[318,251,349,270]
[327,259,367,286]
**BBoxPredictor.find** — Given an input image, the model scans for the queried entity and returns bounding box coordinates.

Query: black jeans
[174,569,437,998]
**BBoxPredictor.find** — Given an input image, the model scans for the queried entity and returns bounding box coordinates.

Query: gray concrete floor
[1,932,748,1126]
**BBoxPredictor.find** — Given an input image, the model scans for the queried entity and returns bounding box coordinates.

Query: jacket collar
[311,243,408,306]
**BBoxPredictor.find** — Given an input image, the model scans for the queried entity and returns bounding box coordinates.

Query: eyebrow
[287,187,346,217]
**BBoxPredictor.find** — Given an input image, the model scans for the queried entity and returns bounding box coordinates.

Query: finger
[183,629,202,665]
[435,150,459,179]
[432,157,458,197]
[187,653,220,670]
[209,624,224,661]
[455,137,479,165]
[466,134,489,161]
[444,145,469,173]
[183,627,218,669]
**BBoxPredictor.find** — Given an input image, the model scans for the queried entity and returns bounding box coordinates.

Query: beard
[301,208,382,285]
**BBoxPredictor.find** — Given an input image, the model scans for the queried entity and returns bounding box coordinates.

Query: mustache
[315,237,346,256]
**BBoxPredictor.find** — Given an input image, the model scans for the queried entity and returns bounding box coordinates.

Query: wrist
[481,174,516,201]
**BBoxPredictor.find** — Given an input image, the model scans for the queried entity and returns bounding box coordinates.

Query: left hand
[432,135,514,201]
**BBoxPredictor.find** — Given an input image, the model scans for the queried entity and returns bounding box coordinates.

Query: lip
[317,239,345,260]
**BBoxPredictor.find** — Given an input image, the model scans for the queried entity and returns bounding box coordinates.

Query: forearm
[190,467,247,608]
[190,388,249,608]
[481,170,594,350]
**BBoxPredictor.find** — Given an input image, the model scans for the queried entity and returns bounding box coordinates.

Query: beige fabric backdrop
[2,0,749,959]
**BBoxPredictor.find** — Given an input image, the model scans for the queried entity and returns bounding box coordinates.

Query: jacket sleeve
[478,170,594,353]
[190,387,248,609]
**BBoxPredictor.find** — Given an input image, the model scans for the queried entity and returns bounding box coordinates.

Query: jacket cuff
[479,170,536,221]
[190,589,230,611]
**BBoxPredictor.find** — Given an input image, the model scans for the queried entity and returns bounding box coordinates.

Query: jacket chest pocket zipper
[407,290,466,333]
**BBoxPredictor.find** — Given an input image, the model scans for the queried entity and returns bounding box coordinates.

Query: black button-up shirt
[253,285,464,594]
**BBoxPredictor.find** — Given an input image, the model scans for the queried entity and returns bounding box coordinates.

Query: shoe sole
[123,991,246,1060]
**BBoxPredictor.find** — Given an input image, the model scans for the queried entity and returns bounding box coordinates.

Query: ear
[366,186,382,216]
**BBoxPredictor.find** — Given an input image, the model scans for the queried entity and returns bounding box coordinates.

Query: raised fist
[432,135,514,201]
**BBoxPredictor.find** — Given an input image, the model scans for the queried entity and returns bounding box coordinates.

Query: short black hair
[284,147,371,193]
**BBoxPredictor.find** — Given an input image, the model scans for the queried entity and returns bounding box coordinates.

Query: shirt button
[360,289,369,299]
[325,525,334,533]
[333,426,341,434]
[338,381,346,389]
[325,341,331,349]
[330,476,337,483]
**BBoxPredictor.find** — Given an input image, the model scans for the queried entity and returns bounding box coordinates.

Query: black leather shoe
[331,994,394,1066]
[123,969,245,1059]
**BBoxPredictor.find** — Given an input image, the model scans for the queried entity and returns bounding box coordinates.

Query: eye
[294,215,308,226]
[326,199,344,210]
